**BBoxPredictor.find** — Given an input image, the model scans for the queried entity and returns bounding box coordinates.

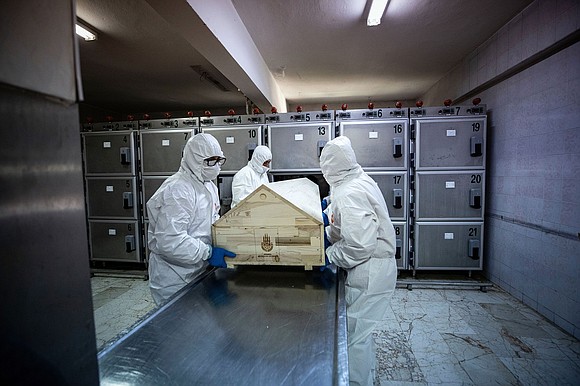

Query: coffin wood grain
[212,179,324,270]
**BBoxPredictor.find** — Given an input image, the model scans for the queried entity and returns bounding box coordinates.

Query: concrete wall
[422,0,580,107]
[422,0,580,338]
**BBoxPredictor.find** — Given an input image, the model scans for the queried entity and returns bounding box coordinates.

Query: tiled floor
[91,274,156,350]
[373,288,580,385]
[91,276,580,385]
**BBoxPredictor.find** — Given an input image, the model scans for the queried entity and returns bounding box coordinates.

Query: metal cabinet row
[409,105,486,272]
[80,103,486,273]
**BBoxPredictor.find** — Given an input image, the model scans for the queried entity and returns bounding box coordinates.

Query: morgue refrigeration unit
[335,105,410,269]
[410,101,487,271]
[81,119,142,262]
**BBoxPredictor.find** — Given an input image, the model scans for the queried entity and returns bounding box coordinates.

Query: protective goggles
[204,156,227,167]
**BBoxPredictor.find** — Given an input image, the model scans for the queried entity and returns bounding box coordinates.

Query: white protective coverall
[320,136,397,386]
[231,145,272,207]
[146,133,223,305]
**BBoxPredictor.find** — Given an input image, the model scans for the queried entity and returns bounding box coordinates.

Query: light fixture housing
[367,0,390,27]
[76,19,97,41]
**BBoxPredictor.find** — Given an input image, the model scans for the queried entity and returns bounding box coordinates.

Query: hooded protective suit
[231,145,272,207]
[320,136,397,386]
[147,133,224,305]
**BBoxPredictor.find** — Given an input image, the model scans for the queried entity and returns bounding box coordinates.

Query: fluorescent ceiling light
[76,21,97,41]
[367,0,390,27]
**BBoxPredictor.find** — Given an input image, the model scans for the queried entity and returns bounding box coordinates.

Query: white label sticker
[294,134,304,141]
[161,139,170,146]
[444,232,454,240]
[226,136,235,144]
[445,181,455,189]
[369,131,379,139]
[103,141,111,148]
[108,229,117,236]
[446,129,456,137]
[106,185,114,192]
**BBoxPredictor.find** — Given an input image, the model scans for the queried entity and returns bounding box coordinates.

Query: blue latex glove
[208,247,236,268]
[319,231,331,271]
[321,197,329,211]
[322,211,329,227]
[323,228,331,250]
[319,253,331,272]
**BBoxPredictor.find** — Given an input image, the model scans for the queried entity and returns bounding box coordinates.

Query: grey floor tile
[91,276,156,350]
[499,357,580,386]
[374,287,579,385]
[92,287,131,309]
[442,332,519,385]
[373,329,425,384]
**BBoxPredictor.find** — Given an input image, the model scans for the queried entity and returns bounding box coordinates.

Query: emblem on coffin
[261,234,273,252]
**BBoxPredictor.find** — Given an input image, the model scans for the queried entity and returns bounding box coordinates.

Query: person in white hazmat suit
[231,145,272,207]
[147,133,236,305]
[319,136,397,386]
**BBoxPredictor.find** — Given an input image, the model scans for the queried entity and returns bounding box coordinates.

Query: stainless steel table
[98,266,348,385]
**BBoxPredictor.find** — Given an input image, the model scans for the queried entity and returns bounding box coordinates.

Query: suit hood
[180,133,224,181]
[319,136,362,186]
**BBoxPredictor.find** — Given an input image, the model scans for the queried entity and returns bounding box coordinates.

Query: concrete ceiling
[76,0,533,116]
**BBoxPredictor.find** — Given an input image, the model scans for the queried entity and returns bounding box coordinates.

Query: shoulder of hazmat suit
[231,145,271,207]
[146,133,223,305]
[319,135,397,386]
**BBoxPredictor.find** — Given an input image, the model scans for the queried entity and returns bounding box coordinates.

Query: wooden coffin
[212,178,324,270]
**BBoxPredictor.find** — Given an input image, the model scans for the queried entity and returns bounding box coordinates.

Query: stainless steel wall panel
[217,175,234,215]
[410,105,487,271]
[200,114,264,127]
[82,131,137,176]
[415,116,486,170]
[82,127,141,261]
[0,1,77,101]
[415,171,485,220]
[88,120,139,132]
[140,117,199,130]
[201,125,263,174]
[0,81,98,384]
[139,129,194,175]
[337,108,408,170]
[88,220,141,262]
[268,122,333,172]
[367,171,408,221]
[340,120,408,169]
[200,114,264,175]
[266,110,335,173]
[85,177,139,219]
[392,221,408,269]
[414,222,483,270]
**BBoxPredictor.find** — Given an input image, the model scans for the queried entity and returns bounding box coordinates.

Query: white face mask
[201,164,220,181]
[259,165,269,174]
